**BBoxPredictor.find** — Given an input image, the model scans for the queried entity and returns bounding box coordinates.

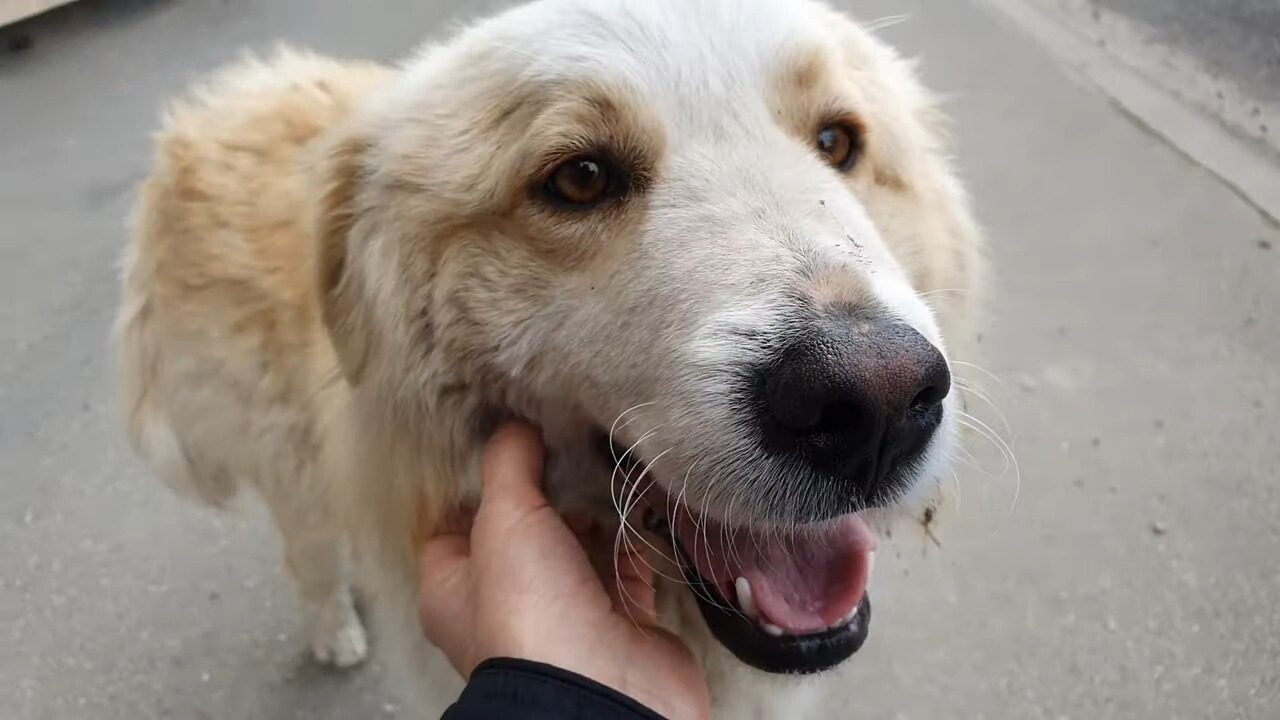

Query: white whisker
[954,378,1014,442]
[951,360,1011,395]
[956,411,1022,520]
[864,13,911,32]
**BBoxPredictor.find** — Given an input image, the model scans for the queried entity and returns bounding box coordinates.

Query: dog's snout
[758,313,950,499]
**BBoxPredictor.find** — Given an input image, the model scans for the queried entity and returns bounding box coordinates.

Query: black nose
[757,314,951,499]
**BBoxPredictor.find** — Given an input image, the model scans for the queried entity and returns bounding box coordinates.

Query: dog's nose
[759,313,950,494]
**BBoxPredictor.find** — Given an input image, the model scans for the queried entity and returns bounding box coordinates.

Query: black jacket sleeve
[441,657,669,720]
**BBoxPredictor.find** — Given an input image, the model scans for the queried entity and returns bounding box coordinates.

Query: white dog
[114,0,985,716]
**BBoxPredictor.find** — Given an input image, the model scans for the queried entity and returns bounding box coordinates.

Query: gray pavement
[1092,0,1280,108]
[2,0,1278,718]
[1006,0,1280,163]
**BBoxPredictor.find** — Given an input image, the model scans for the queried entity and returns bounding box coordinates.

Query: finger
[477,422,548,521]
[417,533,472,634]
[609,541,660,626]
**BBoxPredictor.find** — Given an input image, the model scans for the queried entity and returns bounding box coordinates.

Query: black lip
[673,537,871,676]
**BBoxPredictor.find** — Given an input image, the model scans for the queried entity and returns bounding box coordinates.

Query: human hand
[418,422,711,720]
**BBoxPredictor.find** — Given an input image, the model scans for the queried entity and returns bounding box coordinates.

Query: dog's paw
[309,598,369,668]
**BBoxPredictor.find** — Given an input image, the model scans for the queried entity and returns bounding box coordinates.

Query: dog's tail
[111,189,240,508]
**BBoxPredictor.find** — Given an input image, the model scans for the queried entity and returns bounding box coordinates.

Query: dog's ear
[312,129,374,385]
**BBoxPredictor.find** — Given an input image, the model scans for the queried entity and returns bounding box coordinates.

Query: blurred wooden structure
[2,0,77,28]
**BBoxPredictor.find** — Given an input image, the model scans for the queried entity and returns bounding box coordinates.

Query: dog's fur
[114,1,985,716]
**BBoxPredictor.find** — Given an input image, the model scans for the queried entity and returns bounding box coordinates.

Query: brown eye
[817,122,861,171]
[546,157,611,206]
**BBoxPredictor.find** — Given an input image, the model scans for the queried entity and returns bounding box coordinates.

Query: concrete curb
[972,0,1280,226]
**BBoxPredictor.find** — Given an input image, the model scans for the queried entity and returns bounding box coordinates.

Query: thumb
[476,422,548,523]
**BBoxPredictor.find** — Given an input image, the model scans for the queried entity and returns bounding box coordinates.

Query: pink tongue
[673,512,877,634]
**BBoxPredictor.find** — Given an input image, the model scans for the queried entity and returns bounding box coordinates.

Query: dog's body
[114,1,985,717]
[115,49,388,668]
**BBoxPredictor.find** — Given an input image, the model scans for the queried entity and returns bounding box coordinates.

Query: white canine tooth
[734,577,759,619]
[830,605,858,629]
[865,550,878,594]
[762,623,784,637]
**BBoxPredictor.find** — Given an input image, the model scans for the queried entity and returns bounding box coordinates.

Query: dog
[113,0,985,716]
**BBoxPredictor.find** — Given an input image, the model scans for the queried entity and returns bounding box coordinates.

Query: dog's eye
[816,123,861,171]
[546,157,612,206]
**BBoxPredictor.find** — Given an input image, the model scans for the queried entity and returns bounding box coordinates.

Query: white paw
[310,601,369,668]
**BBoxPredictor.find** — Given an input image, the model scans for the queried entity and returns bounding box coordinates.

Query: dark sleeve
[441,657,669,720]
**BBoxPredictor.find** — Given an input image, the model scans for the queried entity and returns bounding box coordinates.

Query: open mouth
[601,434,877,675]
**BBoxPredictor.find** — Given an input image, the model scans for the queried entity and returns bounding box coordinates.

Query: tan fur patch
[114,4,988,712]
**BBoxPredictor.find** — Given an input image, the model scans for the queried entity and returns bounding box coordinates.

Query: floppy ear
[312,129,374,384]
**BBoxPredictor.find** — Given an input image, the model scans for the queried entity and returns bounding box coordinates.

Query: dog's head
[316,0,983,677]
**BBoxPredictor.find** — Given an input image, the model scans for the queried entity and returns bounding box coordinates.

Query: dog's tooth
[828,603,860,630]
[734,577,759,619]
[865,550,878,593]
[761,623,784,637]
[844,603,860,624]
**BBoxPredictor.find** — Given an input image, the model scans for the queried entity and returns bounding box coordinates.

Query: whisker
[954,378,1014,443]
[613,527,650,631]
[668,464,737,611]
[606,403,657,462]
[916,287,972,299]
[949,467,962,516]
[619,450,682,568]
[951,360,1011,395]
[608,427,661,521]
[864,13,911,32]
[957,411,1022,518]
[618,521,684,588]
[691,475,743,616]
[956,413,1012,476]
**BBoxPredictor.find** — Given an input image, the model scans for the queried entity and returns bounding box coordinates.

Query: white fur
[115,1,985,717]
